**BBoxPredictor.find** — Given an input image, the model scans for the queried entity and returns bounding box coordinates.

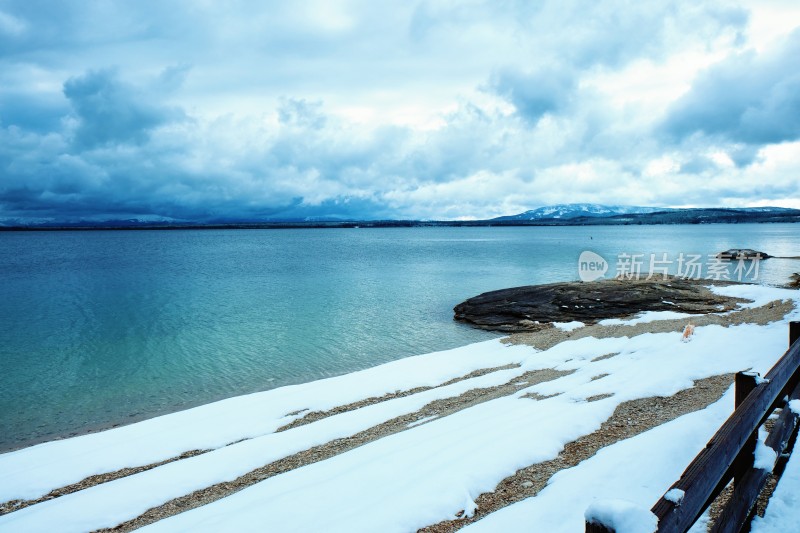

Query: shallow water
[0,224,798,450]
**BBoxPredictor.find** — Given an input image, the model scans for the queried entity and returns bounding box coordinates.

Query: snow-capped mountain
[492,204,671,221]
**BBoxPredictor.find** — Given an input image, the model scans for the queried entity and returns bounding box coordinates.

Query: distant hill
[490,204,800,225]
[571,207,800,225]
[491,204,671,221]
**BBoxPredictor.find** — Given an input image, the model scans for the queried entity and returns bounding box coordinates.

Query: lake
[1,224,798,450]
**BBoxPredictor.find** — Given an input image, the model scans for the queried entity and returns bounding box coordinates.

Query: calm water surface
[0,224,798,450]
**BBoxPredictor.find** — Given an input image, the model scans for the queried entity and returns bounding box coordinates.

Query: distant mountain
[583,207,800,225]
[491,204,800,222]
[492,204,672,221]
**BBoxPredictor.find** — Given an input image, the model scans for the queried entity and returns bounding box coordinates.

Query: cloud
[158,64,192,92]
[491,67,576,124]
[662,29,800,145]
[62,68,185,149]
[277,98,327,129]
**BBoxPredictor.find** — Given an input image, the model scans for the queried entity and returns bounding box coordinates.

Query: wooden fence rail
[587,321,800,533]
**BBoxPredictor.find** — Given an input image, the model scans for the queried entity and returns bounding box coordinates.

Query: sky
[1,0,799,223]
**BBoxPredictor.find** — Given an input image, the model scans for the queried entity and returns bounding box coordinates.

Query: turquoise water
[1,224,798,450]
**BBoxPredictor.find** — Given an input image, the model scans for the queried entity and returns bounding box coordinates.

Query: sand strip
[0,450,207,517]
[508,299,794,351]
[277,363,520,432]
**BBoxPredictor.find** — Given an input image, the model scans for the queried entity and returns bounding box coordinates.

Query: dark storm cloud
[63,69,185,149]
[663,29,800,145]
[0,84,403,223]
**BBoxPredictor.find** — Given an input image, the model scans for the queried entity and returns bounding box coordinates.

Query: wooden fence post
[734,372,759,408]
[791,321,800,348]
[586,522,616,533]
[733,372,759,488]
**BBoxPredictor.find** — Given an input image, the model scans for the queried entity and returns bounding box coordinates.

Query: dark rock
[788,273,800,289]
[716,249,771,260]
[453,277,743,332]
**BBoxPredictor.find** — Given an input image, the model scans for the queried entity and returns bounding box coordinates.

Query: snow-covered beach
[1,283,799,532]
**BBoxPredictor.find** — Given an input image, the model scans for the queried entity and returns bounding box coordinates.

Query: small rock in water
[716,248,771,260]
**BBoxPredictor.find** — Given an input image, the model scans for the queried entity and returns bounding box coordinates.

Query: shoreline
[0,348,488,454]
[1,280,792,455]
[1,282,798,531]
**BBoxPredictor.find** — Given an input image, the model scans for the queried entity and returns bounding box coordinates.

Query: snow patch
[553,321,585,332]
[753,427,777,472]
[751,424,800,532]
[599,311,694,326]
[664,488,685,505]
[740,371,769,386]
[585,499,658,533]
[788,399,800,415]
[460,492,478,519]
[708,284,796,311]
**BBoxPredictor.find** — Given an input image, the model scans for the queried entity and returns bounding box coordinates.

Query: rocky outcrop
[453,277,744,332]
[716,249,771,260]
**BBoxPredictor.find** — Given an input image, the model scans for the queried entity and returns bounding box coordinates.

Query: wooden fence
[586,321,800,533]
